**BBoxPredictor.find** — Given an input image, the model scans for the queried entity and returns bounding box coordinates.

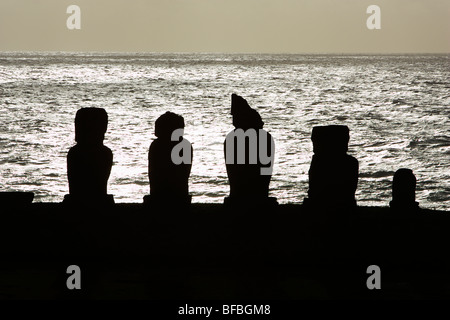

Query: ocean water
[0,52,449,210]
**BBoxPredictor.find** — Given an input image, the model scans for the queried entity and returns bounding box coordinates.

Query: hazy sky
[0,0,449,53]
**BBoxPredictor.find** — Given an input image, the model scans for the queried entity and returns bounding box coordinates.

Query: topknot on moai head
[231,94,264,130]
[311,125,350,155]
[392,168,417,203]
[154,111,185,139]
[75,107,108,145]
[231,93,252,116]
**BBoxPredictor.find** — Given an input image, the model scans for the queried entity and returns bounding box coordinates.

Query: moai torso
[307,125,359,207]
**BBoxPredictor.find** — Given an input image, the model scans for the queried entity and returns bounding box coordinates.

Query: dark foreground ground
[0,203,449,300]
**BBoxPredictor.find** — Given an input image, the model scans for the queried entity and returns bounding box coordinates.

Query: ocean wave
[359,171,395,178]
[408,137,450,148]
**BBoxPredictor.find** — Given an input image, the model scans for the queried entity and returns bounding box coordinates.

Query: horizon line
[1,50,449,55]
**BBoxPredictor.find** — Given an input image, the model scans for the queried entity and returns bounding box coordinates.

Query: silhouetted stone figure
[305,125,358,209]
[64,108,113,205]
[390,168,419,210]
[224,94,277,207]
[144,112,193,206]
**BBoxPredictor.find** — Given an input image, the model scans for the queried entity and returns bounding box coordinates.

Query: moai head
[311,125,350,156]
[154,111,185,140]
[75,107,108,146]
[392,168,417,205]
[231,94,264,130]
